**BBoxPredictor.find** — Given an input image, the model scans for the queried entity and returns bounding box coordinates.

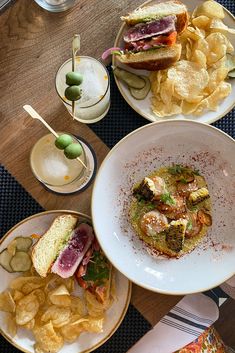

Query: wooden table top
[0,0,234,348]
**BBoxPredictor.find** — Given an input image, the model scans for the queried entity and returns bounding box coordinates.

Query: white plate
[0,210,131,353]
[113,0,235,123]
[92,120,235,294]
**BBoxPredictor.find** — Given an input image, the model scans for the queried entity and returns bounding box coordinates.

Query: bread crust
[117,45,181,71]
[31,214,78,277]
[124,0,188,27]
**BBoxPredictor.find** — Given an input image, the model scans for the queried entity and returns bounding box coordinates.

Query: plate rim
[0,210,132,353]
[91,119,235,295]
[112,0,235,124]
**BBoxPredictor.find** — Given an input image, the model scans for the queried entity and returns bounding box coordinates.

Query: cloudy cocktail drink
[55,56,110,123]
[30,133,86,187]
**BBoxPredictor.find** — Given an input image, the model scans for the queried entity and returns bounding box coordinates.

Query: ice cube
[76,61,104,106]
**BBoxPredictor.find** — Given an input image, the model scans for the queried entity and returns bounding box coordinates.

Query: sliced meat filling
[124,15,176,42]
[125,31,177,52]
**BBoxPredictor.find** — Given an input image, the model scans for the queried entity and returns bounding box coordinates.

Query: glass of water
[33,0,76,12]
[55,56,110,124]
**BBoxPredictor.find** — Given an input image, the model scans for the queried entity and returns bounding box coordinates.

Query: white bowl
[92,120,235,294]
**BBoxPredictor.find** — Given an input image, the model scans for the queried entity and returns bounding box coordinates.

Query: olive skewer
[23,105,87,169]
[72,34,80,118]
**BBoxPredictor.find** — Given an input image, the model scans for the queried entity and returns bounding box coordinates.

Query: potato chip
[60,322,82,343]
[32,289,46,306]
[160,79,174,106]
[194,38,209,57]
[191,49,207,68]
[82,317,104,333]
[181,101,200,115]
[23,318,35,330]
[70,296,87,316]
[49,285,71,307]
[41,305,71,328]
[168,61,209,101]
[0,291,16,313]
[34,321,64,353]
[210,18,235,34]
[152,99,182,118]
[181,26,204,41]
[185,40,193,60]
[10,277,42,291]
[195,1,225,19]
[195,82,231,115]
[5,313,17,337]
[21,280,45,295]
[16,292,39,325]
[206,66,229,94]
[12,290,24,302]
[192,15,210,29]
[206,33,232,65]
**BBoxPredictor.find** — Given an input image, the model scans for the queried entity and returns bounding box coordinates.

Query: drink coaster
[43,136,97,195]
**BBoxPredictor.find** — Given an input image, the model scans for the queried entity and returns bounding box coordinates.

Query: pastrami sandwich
[32,215,94,278]
[102,0,188,70]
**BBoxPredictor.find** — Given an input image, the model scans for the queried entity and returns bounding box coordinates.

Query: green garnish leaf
[178,178,188,184]
[191,205,198,212]
[193,169,201,176]
[160,192,176,205]
[168,164,184,175]
[111,50,122,56]
[83,251,110,286]
[146,203,155,211]
[187,220,193,230]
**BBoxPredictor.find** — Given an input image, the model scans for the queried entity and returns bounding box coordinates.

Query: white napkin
[127,293,219,353]
[220,275,235,300]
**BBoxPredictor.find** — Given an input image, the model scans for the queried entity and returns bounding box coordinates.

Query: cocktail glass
[30,133,92,192]
[55,56,110,124]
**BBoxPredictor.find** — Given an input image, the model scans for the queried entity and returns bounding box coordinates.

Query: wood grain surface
[0,0,234,345]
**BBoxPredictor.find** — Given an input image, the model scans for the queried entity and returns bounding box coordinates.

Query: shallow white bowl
[92,120,235,294]
[113,0,235,123]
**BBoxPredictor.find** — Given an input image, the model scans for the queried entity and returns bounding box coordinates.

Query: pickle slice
[113,67,146,88]
[15,237,33,251]
[10,251,32,272]
[129,76,151,100]
[0,249,13,273]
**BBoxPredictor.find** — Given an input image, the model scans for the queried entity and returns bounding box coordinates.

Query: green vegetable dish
[130,165,212,258]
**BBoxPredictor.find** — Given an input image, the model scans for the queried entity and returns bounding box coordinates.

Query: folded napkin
[220,275,235,300]
[128,293,219,353]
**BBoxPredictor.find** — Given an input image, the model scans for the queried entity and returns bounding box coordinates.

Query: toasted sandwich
[102,0,188,70]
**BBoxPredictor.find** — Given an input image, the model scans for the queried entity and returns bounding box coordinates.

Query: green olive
[64,143,82,159]
[65,86,81,101]
[66,71,83,85]
[55,134,73,150]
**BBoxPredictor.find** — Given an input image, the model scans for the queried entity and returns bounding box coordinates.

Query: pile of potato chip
[0,269,115,353]
[150,0,235,117]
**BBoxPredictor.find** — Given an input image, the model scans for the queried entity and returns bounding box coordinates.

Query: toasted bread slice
[121,1,188,34]
[117,44,181,71]
[32,214,78,277]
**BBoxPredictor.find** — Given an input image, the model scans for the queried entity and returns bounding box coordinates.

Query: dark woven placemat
[0,165,151,353]
[91,66,234,148]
